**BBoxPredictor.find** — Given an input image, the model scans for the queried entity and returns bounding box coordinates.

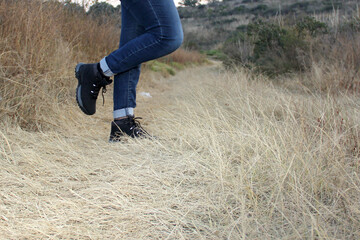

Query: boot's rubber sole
[75,63,91,115]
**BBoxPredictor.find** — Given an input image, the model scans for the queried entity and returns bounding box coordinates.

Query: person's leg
[106,0,183,139]
[112,4,145,119]
[100,0,183,76]
[75,0,182,117]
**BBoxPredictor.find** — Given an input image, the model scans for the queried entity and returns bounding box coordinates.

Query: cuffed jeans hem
[100,57,114,77]
[113,108,134,118]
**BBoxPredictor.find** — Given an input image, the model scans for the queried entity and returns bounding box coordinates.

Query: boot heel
[75,63,84,79]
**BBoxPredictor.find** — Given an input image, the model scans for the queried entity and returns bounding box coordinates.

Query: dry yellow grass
[0,0,359,239]
[0,0,120,130]
[162,48,207,65]
[0,63,359,239]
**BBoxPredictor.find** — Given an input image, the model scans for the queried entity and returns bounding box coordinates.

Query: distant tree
[87,2,119,25]
[87,2,115,17]
[179,0,200,7]
[63,0,86,15]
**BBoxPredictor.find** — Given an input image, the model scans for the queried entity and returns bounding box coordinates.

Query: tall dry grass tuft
[306,33,360,94]
[0,0,119,130]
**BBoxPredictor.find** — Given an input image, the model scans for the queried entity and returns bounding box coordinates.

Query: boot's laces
[101,87,107,106]
[90,77,108,106]
[129,117,150,136]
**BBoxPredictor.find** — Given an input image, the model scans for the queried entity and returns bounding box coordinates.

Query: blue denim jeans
[99,0,183,118]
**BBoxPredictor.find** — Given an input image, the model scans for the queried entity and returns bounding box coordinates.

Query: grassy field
[0,0,359,239]
[1,63,359,239]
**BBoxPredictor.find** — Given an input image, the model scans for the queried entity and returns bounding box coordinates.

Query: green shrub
[222,18,329,76]
[296,16,328,36]
[249,20,308,75]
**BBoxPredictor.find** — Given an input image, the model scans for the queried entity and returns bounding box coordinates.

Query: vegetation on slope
[180,0,359,49]
[180,0,360,92]
[223,17,360,78]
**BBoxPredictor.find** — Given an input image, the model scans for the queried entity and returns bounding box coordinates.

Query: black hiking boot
[109,116,151,141]
[75,63,112,115]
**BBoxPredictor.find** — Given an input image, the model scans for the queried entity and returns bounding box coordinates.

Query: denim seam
[112,0,164,68]
[147,0,163,38]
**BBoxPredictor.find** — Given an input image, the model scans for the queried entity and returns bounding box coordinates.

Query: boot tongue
[97,74,113,86]
[96,63,113,86]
